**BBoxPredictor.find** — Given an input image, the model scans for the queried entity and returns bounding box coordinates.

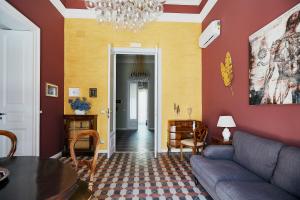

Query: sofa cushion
[216,181,298,200]
[190,155,262,189]
[233,131,283,181]
[271,146,300,198]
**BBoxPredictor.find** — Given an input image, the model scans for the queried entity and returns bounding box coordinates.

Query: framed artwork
[89,88,97,97]
[46,83,58,97]
[69,88,80,97]
[249,3,300,105]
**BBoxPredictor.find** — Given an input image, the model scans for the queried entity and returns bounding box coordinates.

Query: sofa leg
[193,176,199,185]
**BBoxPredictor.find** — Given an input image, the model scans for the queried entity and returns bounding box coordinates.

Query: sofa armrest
[203,145,234,160]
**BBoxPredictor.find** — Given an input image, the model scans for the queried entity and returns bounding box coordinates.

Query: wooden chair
[69,130,100,190]
[180,124,208,161]
[0,130,17,158]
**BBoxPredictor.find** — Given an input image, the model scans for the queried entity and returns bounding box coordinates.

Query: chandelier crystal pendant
[84,0,164,31]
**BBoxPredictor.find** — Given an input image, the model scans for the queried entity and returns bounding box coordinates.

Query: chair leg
[192,147,196,155]
[180,143,183,161]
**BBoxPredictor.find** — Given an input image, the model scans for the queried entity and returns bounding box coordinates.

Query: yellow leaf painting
[220,51,234,95]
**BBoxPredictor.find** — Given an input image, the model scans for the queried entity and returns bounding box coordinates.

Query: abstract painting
[249,3,300,105]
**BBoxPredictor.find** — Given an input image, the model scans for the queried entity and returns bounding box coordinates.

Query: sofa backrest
[233,131,283,181]
[271,146,300,198]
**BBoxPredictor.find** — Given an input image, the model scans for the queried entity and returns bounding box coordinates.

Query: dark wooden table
[0,157,91,200]
[211,136,233,145]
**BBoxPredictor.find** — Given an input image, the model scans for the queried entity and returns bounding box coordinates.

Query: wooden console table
[167,119,202,153]
[63,114,98,156]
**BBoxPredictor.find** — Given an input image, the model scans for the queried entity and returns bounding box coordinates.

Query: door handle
[0,113,7,116]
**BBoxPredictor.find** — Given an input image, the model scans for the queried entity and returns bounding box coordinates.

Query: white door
[0,30,35,157]
[107,45,116,158]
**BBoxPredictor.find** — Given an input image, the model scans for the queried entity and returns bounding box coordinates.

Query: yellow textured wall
[64,19,202,151]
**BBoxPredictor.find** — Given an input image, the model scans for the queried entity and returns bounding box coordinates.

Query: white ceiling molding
[165,0,202,6]
[0,0,40,31]
[49,0,66,17]
[158,13,202,23]
[49,0,218,23]
[198,0,217,22]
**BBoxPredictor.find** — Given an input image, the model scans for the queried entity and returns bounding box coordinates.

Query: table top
[0,156,78,200]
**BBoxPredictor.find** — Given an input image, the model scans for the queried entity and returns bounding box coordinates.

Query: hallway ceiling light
[84,0,164,31]
[129,55,150,81]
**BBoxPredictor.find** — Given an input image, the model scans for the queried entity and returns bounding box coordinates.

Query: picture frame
[89,88,97,98]
[46,83,58,97]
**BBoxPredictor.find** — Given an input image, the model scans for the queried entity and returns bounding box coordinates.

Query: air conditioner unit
[199,20,221,48]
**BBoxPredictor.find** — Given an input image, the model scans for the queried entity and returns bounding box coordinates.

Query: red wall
[202,0,300,147]
[7,0,64,158]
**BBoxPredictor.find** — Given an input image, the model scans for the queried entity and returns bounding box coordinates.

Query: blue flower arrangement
[69,97,91,111]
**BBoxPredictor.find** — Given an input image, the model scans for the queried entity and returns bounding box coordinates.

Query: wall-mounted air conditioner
[199,20,221,48]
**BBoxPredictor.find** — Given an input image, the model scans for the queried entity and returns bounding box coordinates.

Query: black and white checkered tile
[60,153,212,200]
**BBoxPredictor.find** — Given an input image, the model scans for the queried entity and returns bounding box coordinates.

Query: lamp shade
[217,116,236,128]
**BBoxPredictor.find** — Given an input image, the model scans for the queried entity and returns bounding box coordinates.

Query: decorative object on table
[69,97,91,115]
[84,0,164,31]
[187,107,193,119]
[45,83,58,97]
[249,3,300,105]
[69,88,80,97]
[220,51,234,95]
[0,130,17,158]
[89,88,97,98]
[217,115,236,141]
[0,167,10,183]
[173,103,180,117]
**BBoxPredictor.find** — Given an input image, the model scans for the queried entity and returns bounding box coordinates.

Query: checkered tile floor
[60,153,212,200]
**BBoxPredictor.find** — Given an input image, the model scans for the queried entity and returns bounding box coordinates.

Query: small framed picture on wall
[89,88,97,97]
[46,83,58,97]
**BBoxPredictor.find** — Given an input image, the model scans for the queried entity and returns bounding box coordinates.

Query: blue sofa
[190,131,300,200]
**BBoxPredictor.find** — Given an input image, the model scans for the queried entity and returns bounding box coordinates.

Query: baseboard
[160,148,193,153]
[116,128,137,131]
[148,128,155,131]
[96,149,107,154]
[50,151,62,159]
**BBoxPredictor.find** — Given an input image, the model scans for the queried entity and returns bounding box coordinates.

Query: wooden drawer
[169,132,193,139]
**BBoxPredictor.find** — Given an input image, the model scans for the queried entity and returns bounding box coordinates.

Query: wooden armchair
[69,130,100,190]
[180,124,208,161]
[0,130,17,158]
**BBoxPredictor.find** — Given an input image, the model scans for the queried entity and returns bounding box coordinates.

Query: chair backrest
[69,130,100,176]
[0,130,17,158]
[193,124,208,145]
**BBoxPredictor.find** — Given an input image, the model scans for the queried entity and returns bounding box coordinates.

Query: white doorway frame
[108,47,162,157]
[0,1,40,156]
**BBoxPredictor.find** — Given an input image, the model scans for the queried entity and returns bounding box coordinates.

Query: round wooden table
[0,156,86,200]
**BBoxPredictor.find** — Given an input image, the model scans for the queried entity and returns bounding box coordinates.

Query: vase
[74,110,85,115]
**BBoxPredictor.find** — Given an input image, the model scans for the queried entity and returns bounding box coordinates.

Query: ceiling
[60,0,208,14]
[50,0,218,23]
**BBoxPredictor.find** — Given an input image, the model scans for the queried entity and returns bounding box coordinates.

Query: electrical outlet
[100,139,105,144]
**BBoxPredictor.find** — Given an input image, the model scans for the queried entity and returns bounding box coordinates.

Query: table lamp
[217,116,236,141]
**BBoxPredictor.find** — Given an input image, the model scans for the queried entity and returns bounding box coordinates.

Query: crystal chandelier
[84,0,164,31]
